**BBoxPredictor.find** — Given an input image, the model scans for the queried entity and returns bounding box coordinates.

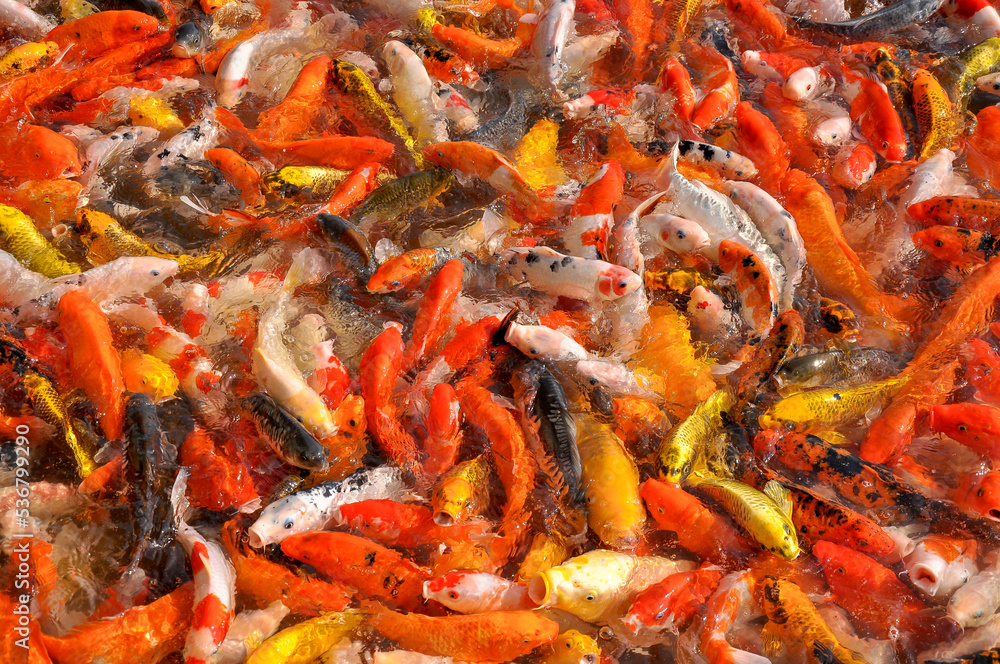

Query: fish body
[176,513,236,664]
[245,611,362,664]
[718,239,778,333]
[813,541,959,647]
[502,246,642,302]
[688,474,801,560]
[122,393,179,574]
[363,601,559,663]
[261,166,349,200]
[505,320,590,362]
[383,40,449,148]
[658,389,734,484]
[641,478,753,563]
[759,376,907,431]
[794,0,946,39]
[281,532,431,612]
[909,195,1000,229]
[350,169,455,230]
[247,466,405,548]
[332,58,421,166]
[759,576,866,664]
[0,204,80,277]
[59,289,126,440]
[774,348,898,392]
[912,68,956,160]
[576,416,646,549]
[722,180,805,299]
[565,161,626,260]
[532,366,583,501]
[23,372,93,478]
[243,392,329,471]
[531,0,576,92]
[624,568,724,634]
[528,550,695,622]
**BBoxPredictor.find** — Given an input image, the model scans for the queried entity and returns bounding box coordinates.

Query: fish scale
[912,69,955,160]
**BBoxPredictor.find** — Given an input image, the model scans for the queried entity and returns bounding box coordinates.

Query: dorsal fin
[764,479,793,518]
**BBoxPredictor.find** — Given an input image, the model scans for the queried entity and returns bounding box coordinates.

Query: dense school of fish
[11,0,1000,661]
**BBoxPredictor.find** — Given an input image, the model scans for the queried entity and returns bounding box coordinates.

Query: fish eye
[676,230,686,239]
[449,592,458,599]
[586,594,596,601]
[882,141,889,149]
[283,519,294,529]
[529,348,538,354]
[151,270,159,276]
[349,419,357,427]
[935,240,944,247]
[806,84,812,90]
[655,610,665,620]
[959,424,968,431]
[618,280,627,289]
[979,488,985,497]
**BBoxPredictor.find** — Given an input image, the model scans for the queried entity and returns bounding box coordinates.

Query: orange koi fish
[362,600,559,662]
[281,531,432,612]
[58,290,125,440]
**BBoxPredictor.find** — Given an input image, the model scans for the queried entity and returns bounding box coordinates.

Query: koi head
[422,571,509,613]
[928,404,979,443]
[818,297,859,338]
[876,135,908,163]
[904,536,977,598]
[649,215,710,254]
[813,116,853,147]
[121,349,179,402]
[977,73,1000,94]
[687,285,729,329]
[367,256,420,293]
[596,266,641,300]
[172,21,204,59]
[833,144,877,189]
[717,239,753,274]
[540,630,600,664]
[954,470,1000,521]
[331,395,366,441]
[246,495,311,548]
[624,579,684,635]
[783,66,825,101]
[431,476,477,526]
[422,142,460,170]
[911,227,982,264]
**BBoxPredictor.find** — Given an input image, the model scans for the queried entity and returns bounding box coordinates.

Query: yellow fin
[763,480,793,518]
[760,622,783,658]
[815,430,849,446]
[243,630,264,654]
